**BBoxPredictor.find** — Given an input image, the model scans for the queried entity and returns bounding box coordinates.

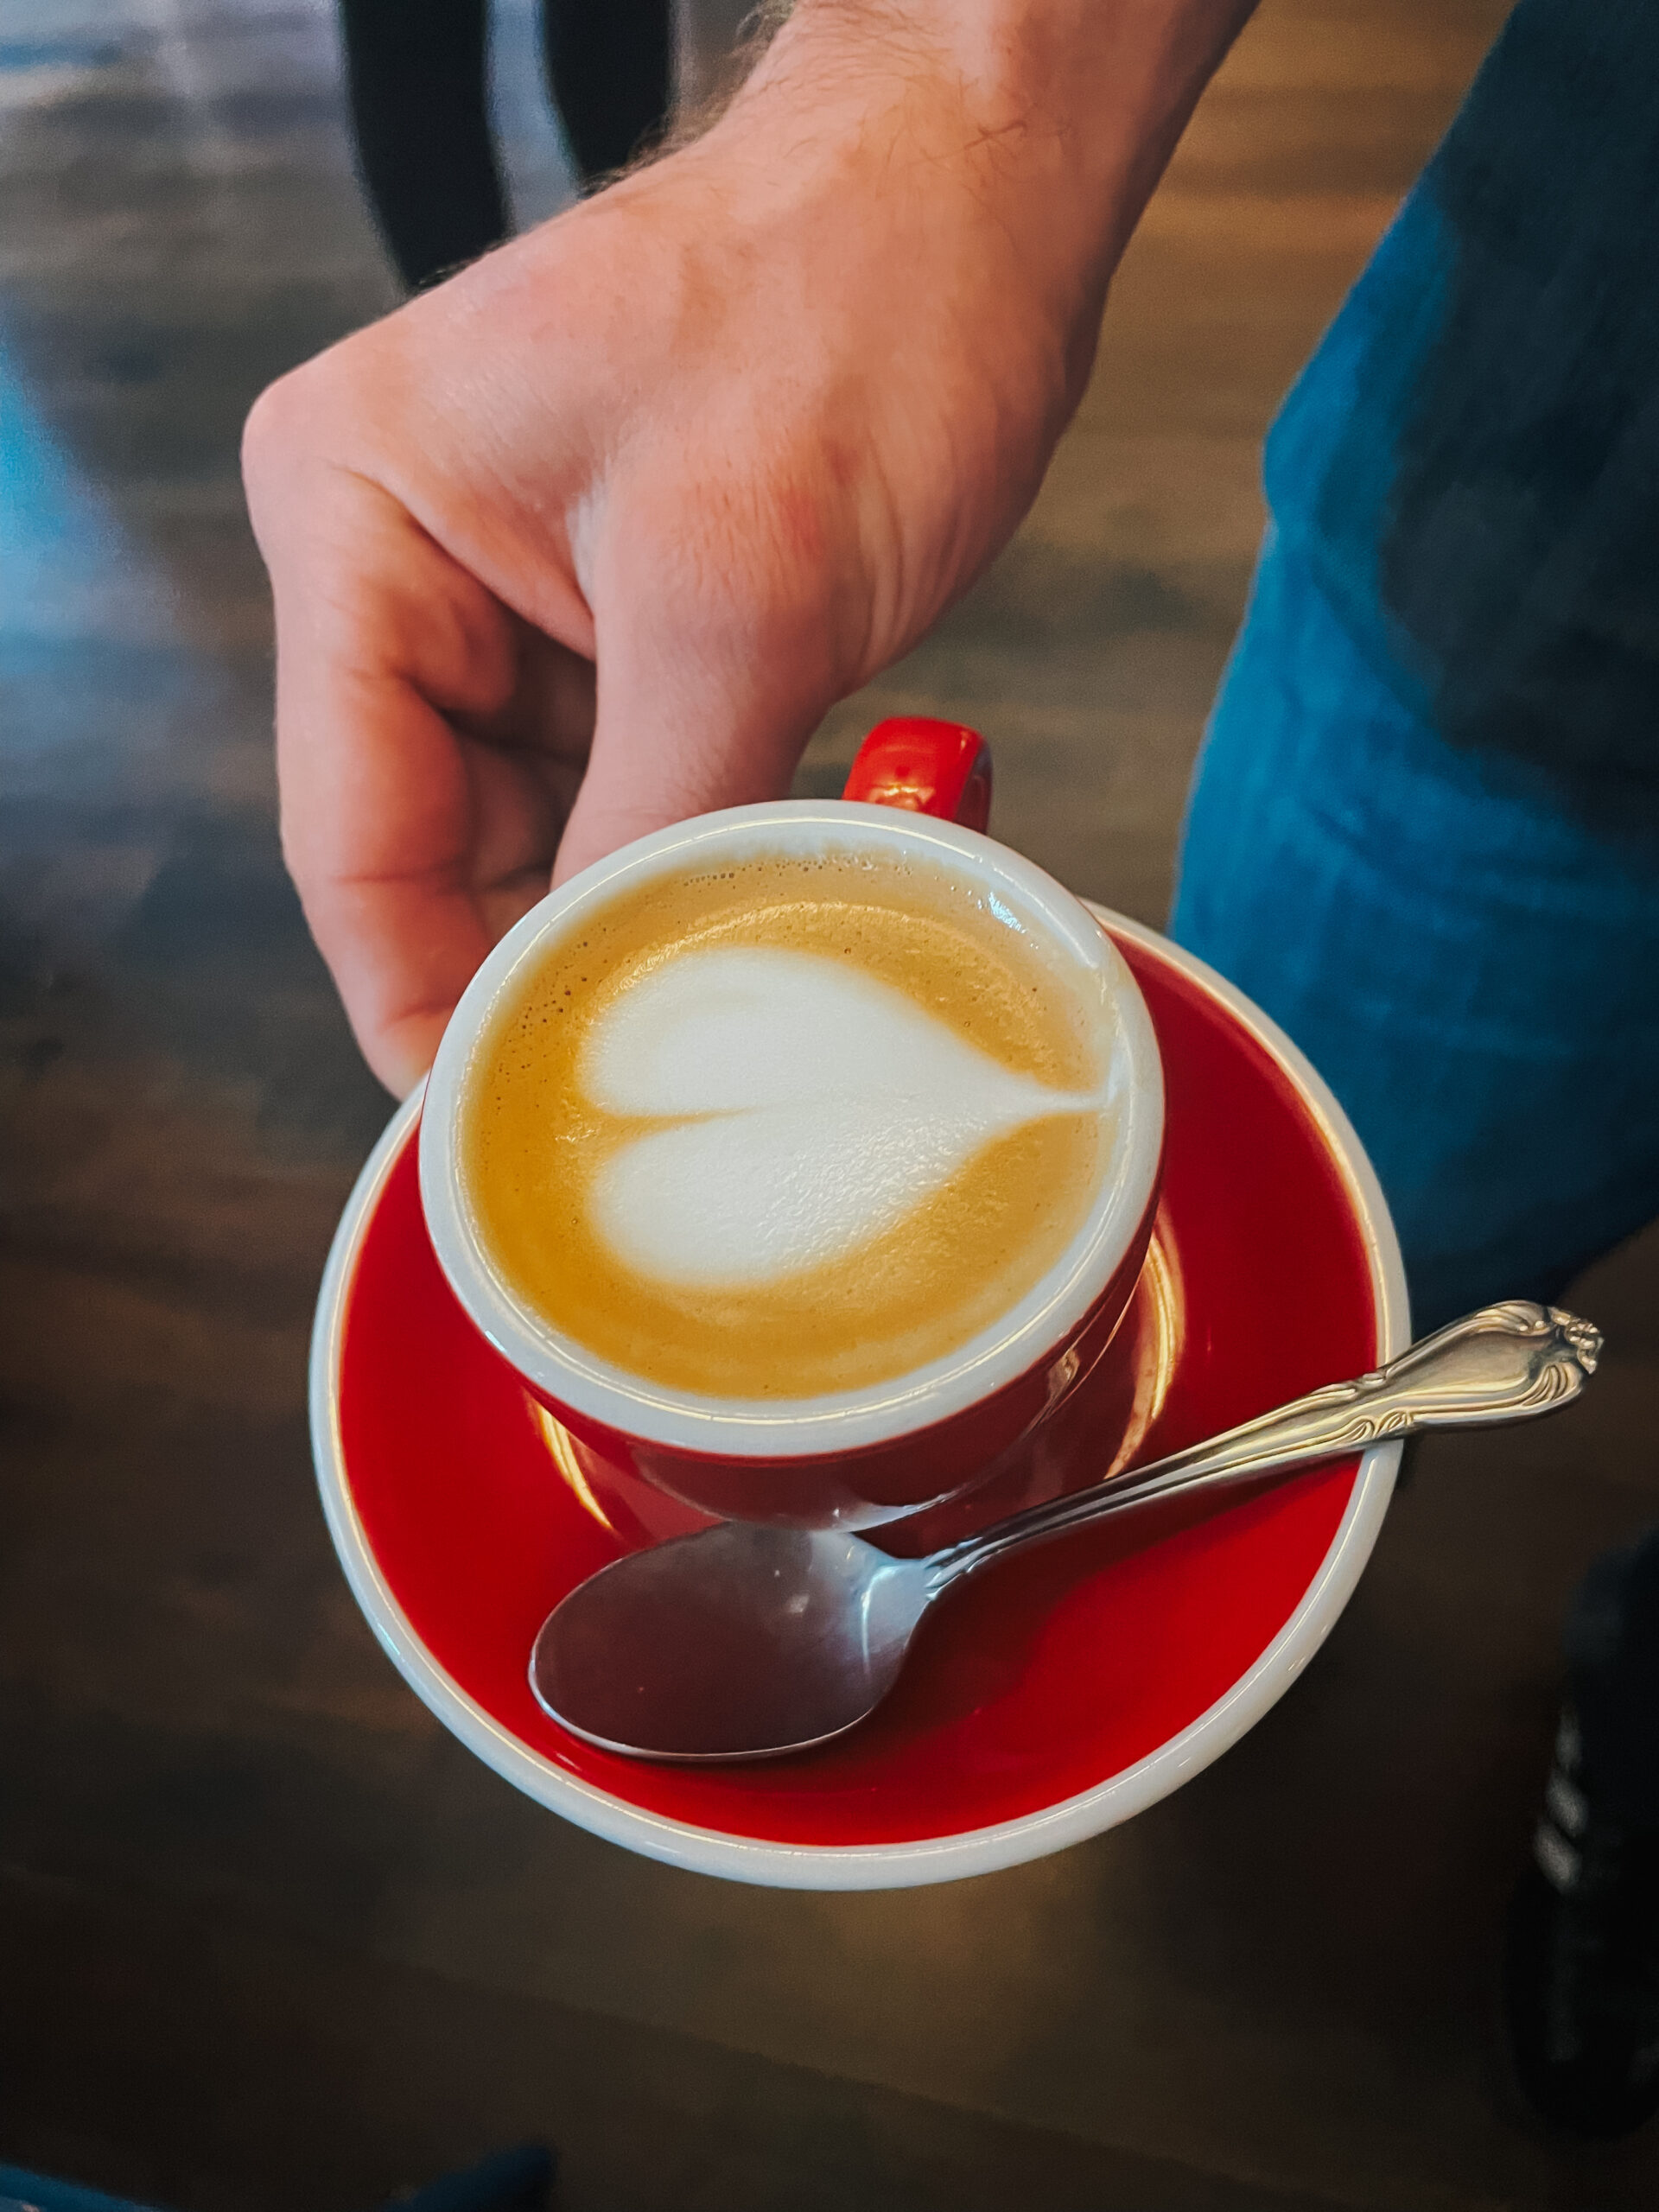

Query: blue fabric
[0,2180,157,2212]
[1170,0,1659,1331]
[0,2151,553,2212]
[397,2147,554,2212]
[1172,527,1659,1332]
[1271,0,1659,814]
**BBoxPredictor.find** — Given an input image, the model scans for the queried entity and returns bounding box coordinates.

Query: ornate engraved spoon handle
[926,1302,1602,1592]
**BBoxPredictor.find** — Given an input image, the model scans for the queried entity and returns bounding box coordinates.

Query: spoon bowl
[531,1523,931,1758]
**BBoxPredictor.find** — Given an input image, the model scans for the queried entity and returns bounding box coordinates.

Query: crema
[461,846,1116,1400]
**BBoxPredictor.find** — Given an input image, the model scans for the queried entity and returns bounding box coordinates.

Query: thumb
[551,589,833,886]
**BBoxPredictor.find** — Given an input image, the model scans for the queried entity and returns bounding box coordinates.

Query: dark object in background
[1503,1730,1659,2139]
[339,0,672,290]
[1503,1530,1659,2139]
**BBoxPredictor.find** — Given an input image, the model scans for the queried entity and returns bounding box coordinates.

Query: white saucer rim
[309,911,1408,1892]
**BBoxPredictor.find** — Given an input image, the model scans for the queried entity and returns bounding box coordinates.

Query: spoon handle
[925,1301,1601,1592]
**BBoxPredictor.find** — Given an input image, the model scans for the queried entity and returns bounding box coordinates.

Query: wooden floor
[5,2,1659,2206]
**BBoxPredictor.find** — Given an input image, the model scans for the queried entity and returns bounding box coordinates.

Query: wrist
[740,0,1253,266]
[703,0,1252,391]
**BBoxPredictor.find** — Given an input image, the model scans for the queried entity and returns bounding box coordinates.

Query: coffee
[460,845,1116,1401]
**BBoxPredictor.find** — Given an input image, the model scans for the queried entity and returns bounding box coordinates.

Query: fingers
[553,651,818,887]
[281,659,500,1096]
[553,500,842,886]
[292,696,578,1094]
[255,456,588,1091]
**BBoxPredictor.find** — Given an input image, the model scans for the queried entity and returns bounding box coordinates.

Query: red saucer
[312,916,1407,1888]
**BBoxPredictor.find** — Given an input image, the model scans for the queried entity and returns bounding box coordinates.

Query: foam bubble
[582,946,1099,1288]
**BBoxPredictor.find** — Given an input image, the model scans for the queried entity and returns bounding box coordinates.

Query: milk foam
[582,946,1099,1288]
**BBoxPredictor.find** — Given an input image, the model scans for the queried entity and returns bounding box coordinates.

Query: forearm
[724,0,1259,342]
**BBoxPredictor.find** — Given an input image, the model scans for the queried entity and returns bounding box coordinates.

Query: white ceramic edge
[311,912,1409,1892]
[416,801,1165,1458]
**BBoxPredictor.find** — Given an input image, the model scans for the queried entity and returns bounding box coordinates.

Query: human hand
[245,0,1249,1092]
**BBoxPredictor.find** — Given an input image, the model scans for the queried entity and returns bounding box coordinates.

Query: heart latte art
[584,947,1102,1289]
[462,847,1119,1401]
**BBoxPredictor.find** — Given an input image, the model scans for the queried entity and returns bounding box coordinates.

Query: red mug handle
[842,716,992,834]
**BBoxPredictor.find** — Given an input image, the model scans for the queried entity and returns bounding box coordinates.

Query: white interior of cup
[419,801,1165,1459]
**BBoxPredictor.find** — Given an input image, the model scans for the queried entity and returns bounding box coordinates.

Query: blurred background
[4,1,1659,2206]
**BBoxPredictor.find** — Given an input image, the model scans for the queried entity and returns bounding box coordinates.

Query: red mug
[419,720,1165,1529]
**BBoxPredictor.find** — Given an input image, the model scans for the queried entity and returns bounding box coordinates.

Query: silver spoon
[529,1301,1601,1762]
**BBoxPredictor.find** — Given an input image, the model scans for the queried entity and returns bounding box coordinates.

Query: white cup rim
[418,800,1166,1459]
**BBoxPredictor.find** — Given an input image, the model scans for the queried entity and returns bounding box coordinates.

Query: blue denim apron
[1172,0,1659,1331]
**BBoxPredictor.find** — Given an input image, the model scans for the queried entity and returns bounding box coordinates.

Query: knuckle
[242,342,365,504]
[240,366,307,486]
